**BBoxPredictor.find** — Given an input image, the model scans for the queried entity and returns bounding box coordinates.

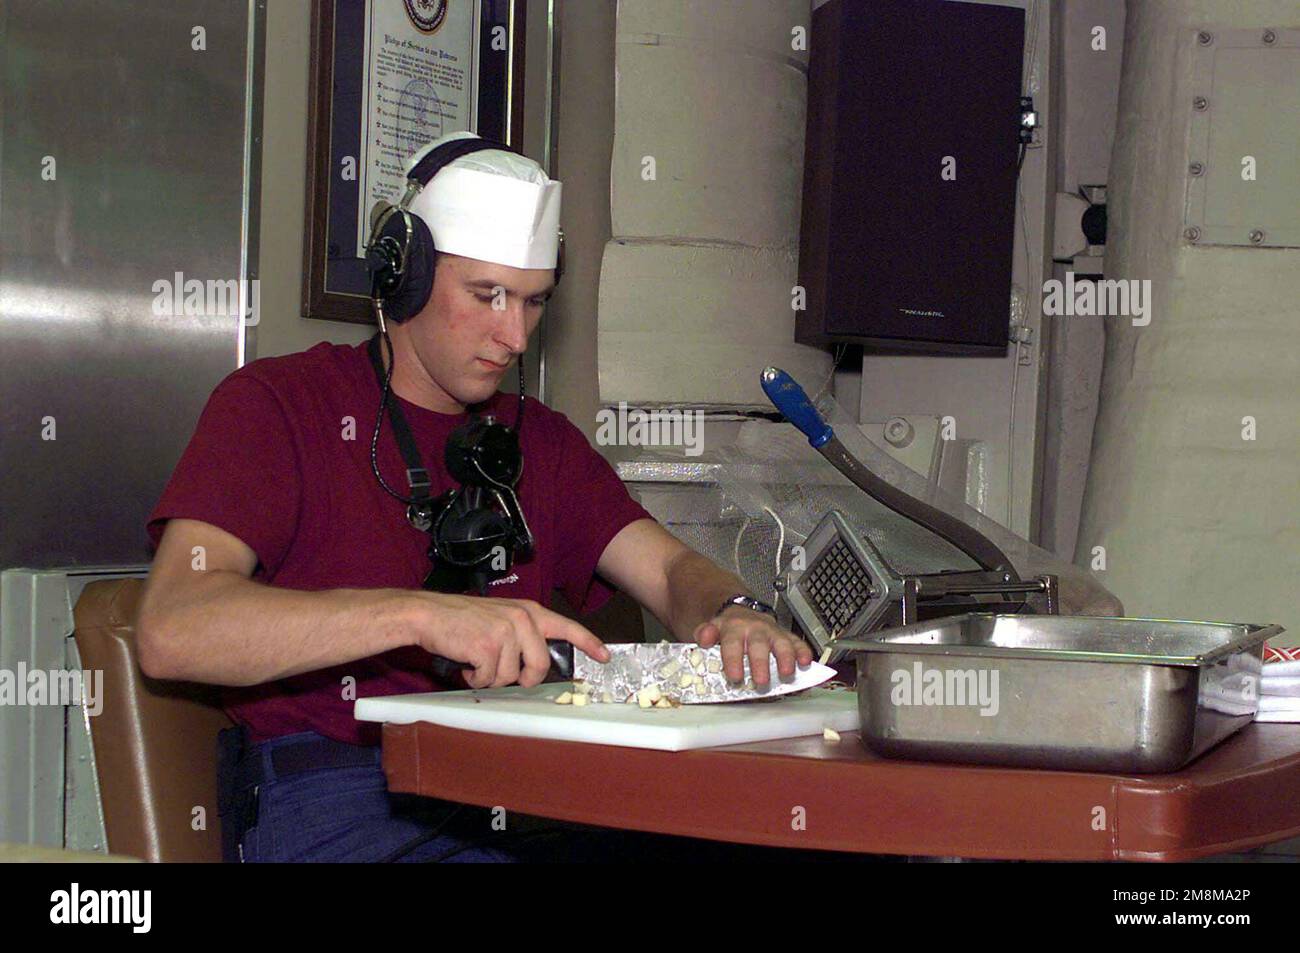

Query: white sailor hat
[404,131,562,270]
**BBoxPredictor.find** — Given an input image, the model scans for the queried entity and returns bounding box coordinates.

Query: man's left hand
[693,606,814,686]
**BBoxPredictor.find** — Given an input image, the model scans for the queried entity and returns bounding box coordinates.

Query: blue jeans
[236,731,515,863]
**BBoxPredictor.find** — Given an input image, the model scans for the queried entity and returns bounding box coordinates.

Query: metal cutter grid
[801,537,875,637]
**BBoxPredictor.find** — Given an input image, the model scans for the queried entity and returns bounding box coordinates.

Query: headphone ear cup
[366,207,402,299]
[381,213,437,324]
[434,489,514,567]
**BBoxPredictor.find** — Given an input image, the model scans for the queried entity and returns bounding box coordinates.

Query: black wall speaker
[797,0,1025,354]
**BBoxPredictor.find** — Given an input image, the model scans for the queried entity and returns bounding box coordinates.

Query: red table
[381,721,1300,861]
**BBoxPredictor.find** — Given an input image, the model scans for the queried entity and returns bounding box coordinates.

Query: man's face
[406,253,554,410]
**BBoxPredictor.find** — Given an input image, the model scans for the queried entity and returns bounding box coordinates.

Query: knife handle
[429,640,575,684]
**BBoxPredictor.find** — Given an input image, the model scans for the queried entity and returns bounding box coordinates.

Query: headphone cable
[370,330,420,506]
[516,360,526,430]
[369,331,528,506]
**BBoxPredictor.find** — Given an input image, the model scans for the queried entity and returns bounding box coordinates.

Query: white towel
[1258,694,1300,713]
[1254,655,1300,721]
[1202,672,1259,717]
[1261,677,1300,698]
[1262,659,1300,678]
[1255,704,1300,723]
[1258,659,1300,717]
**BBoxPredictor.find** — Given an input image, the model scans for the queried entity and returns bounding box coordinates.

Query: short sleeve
[548,413,655,615]
[146,373,302,581]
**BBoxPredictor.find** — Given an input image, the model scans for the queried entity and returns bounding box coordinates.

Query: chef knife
[430,641,836,703]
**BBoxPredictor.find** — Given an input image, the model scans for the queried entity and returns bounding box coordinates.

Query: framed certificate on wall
[303,0,527,324]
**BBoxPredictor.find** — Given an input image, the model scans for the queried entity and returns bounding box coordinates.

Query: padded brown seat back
[72,578,232,862]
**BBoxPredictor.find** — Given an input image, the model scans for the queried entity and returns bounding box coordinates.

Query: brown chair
[72,578,232,862]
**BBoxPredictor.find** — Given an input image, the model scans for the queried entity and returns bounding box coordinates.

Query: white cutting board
[355,685,860,752]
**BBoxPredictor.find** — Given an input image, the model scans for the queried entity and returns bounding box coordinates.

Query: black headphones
[365,136,564,326]
[363,136,559,595]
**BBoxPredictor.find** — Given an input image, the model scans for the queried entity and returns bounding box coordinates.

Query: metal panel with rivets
[1184,28,1300,247]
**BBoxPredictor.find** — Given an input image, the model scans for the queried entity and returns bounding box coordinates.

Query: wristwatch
[716,594,776,618]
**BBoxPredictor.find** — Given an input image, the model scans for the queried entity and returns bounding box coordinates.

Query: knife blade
[430,641,836,703]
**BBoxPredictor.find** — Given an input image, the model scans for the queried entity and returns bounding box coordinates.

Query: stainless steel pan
[835,613,1281,773]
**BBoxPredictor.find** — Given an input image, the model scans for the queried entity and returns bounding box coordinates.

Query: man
[138,133,815,862]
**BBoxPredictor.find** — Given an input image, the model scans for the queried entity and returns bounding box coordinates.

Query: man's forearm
[138,572,417,687]
[663,550,753,641]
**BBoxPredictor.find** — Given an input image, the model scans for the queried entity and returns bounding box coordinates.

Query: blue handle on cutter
[761,367,835,448]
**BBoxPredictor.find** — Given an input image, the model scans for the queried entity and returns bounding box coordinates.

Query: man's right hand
[404,593,609,689]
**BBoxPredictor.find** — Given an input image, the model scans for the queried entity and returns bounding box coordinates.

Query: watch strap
[716,594,776,618]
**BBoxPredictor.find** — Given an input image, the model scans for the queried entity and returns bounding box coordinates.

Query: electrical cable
[812,342,848,404]
[1007,0,1043,532]
[732,507,788,607]
[732,516,751,577]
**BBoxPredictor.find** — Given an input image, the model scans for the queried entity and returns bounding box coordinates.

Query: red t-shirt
[145,339,654,745]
